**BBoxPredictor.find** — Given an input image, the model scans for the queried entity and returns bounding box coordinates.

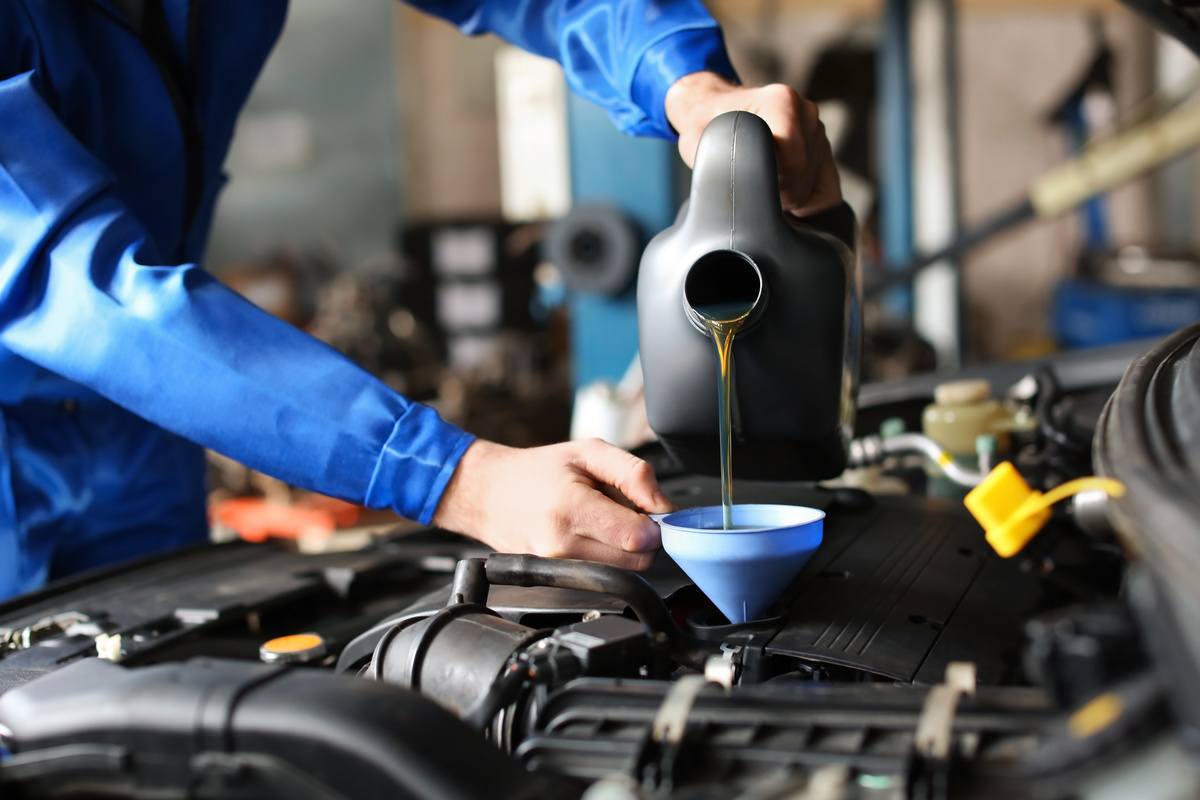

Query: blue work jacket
[0,0,736,597]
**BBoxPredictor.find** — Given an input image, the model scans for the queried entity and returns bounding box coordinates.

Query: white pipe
[849,432,984,487]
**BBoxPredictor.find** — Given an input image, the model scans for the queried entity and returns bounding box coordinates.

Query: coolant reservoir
[922,379,1009,457]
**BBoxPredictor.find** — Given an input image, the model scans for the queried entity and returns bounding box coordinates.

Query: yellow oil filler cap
[965,462,1125,558]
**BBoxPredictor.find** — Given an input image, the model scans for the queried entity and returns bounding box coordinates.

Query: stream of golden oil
[695,301,755,530]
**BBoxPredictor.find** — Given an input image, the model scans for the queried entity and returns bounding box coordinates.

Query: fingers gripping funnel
[657,504,824,624]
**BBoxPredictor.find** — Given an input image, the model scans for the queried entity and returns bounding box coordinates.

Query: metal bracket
[635,674,717,792]
[651,674,710,745]
[704,645,742,689]
[914,661,977,760]
[1,612,93,652]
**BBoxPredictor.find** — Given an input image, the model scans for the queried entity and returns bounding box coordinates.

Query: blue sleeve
[403,0,739,139]
[0,70,474,525]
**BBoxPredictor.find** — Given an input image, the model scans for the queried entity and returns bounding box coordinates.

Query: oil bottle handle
[684,111,783,241]
[685,110,856,252]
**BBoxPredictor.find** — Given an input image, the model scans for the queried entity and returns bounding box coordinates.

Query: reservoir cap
[934,379,992,406]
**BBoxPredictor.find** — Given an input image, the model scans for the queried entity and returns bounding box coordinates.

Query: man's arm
[0,70,473,525]
[405,0,842,214]
[404,0,736,139]
[0,61,667,568]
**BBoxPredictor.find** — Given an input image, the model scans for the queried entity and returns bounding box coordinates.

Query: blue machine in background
[1053,278,1200,349]
[1052,248,1200,349]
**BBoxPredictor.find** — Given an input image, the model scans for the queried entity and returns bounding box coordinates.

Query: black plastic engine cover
[657,477,1045,684]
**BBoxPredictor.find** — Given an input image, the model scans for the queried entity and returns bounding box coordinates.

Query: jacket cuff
[364,403,476,525]
[629,26,739,140]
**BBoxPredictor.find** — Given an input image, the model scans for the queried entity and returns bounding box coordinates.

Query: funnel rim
[655,503,825,533]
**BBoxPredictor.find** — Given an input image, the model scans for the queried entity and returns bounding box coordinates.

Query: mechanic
[0,1,841,599]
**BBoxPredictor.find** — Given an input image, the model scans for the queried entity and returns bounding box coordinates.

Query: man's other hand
[433,439,674,571]
[664,71,842,217]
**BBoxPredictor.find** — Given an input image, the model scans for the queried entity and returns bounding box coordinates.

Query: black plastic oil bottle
[637,111,860,481]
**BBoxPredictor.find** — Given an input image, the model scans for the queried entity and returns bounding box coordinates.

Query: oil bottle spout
[682,249,766,334]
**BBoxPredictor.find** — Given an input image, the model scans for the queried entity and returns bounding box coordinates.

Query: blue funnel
[657,504,824,624]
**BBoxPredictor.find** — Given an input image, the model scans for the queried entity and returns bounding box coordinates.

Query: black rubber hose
[960,672,1167,796]
[1034,367,1089,455]
[483,554,706,669]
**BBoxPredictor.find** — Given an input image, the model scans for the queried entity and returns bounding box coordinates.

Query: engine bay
[0,328,1197,799]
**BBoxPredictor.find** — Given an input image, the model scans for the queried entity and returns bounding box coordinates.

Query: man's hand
[664,71,842,217]
[433,439,674,571]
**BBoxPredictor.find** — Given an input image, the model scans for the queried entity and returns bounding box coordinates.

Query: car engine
[0,326,1198,799]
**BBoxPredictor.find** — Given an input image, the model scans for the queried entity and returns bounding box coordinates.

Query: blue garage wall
[566,92,682,388]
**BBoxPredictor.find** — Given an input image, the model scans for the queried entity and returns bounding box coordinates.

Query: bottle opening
[684,250,764,325]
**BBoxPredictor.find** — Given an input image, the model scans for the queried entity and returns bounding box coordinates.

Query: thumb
[571,439,673,513]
